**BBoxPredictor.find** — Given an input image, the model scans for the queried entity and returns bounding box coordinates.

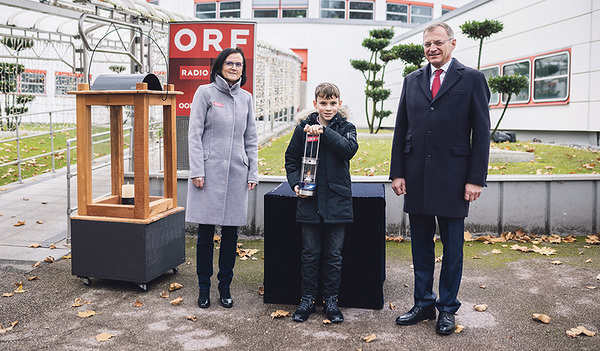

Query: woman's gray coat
[185,75,259,226]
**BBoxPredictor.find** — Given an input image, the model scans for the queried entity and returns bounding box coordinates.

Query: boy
[284,82,358,323]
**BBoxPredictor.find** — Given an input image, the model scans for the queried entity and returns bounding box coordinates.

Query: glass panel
[481,67,500,105]
[534,77,568,100]
[349,12,373,19]
[349,2,373,11]
[321,0,345,10]
[21,73,45,94]
[220,1,241,11]
[387,3,407,14]
[442,8,451,15]
[411,5,431,16]
[55,75,79,96]
[502,61,530,103]
[253,0,279,5]
[254,9,278,17]
[387,13,407,21]
[220,11,241,18]
[321,10,345,18]
[196,12,216,18]
[282,9,307,17]
[196,3,216,11]
[281,0,308,6]
[535,53,568,78]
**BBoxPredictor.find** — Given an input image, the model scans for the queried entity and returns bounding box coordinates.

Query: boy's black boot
[292,295,316,322]
[323,295,344,323]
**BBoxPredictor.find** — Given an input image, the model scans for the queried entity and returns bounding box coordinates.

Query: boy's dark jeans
[196,224,238,291]
[300,222,345,297]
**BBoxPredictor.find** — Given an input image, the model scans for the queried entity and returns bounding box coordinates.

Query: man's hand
[464,183,482,202]
[391,178,406,196]
[192,177,205,189]
[248,182,257,190]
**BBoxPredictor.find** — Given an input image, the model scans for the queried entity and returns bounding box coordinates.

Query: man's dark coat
[390,58,491,218]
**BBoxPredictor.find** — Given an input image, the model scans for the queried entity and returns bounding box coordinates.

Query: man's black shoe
[436,311,456,335]
[292,295,316,322]
[323,295,344,323]
[197,297,210,308]
[395,305,436,325]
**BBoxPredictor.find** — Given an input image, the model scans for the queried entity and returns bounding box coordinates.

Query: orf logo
[172,27,250,55]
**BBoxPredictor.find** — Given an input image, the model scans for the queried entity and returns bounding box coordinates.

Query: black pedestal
[71,209,186,290]
[263,182,386,309]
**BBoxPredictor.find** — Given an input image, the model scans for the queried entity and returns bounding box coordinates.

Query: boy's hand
[303,124,323,135]
[294,185,308,198]
[192,177,205,189]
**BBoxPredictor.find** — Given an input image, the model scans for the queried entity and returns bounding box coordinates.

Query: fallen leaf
[13,221,25,227]
[471,255,482,259]
[479,284,487,289]
[435,255,443,263]
[22,197,29,201]
[323,319,332,324]
[566,326,596,337]
[49,244,56,249]
[474,304,488,312]
[62,254,71,260]
[2,292,13,297]
[533,313,551,324]
[36,220,44,224]
[550,260,562,265]
[28,243,42,248]
[27,276,38,281]
[464,231,473,242]
[213,235,221,244]
[258,286,264,296]
[77,311,96,318]
[170,296,183,305]
[362,334,377,343]
[134,299,143,307]
[491,249,502,254]
[32,261,41,268]
[454,325,464,333]
[532,245,556,256]
[95,332,115,342]
[270,310,290,319]
[239,256,248,261]
[389,301,396,310]
[403,283,409,288]
[41,201,48,204]
[14,285,27,293]
[160,291,169,298]
[187,315,198,322]
[597,274,600,280]
[0,321,18,334]
[586,286,596,290]
[169,282,183,291]
[44,256,55,263]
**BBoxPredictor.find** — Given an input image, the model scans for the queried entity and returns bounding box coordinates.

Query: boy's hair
[315,82,340,100]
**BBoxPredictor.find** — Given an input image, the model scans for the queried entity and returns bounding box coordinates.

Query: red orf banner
[168,21,256,116]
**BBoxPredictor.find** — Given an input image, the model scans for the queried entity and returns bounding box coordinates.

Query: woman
[186,47,258,309]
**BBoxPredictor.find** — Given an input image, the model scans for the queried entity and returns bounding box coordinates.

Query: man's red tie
[431,69,442,99]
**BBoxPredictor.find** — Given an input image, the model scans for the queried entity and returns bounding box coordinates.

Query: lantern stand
[68,82,185,292]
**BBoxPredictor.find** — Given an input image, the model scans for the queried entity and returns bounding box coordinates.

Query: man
[389,22,490,335]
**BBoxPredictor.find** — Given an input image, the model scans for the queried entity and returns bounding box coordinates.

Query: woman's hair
[210,47,247,87]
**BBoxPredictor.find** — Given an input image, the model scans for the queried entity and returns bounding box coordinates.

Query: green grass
[258,132,600,177]
[0,124,124,186]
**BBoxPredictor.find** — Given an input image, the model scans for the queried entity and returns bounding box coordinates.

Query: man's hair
[315,82,340,100]
[210,47,247,87]
[423,22,454,39]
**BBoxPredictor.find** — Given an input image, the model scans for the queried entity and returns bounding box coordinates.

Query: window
[20,70,45,95]
[321,0,345,19]
[55,72,82,96]
[410,5,432,24]
[196,2,217,18]
[533,52,569,102]
[349,1,374,20]
[441,5,455,15]
[502,60,530,104]
[220,1,241,18]
[253,0,307,18]
[481,66,500,106]
[147,0,159,5]
[387,3,408,22]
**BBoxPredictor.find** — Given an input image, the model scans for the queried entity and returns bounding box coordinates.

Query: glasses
[423,38,454,48]
[224,61,244,68]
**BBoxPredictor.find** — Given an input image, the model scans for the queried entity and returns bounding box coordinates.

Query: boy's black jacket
[285,110,358,223]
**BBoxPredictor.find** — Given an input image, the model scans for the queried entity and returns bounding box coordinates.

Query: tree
[395,43,425,77]
[350,28,401,134]
[487,74,528,140]
[0,37,35,131]
[109,65,126,73]
[459,19,503,70]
